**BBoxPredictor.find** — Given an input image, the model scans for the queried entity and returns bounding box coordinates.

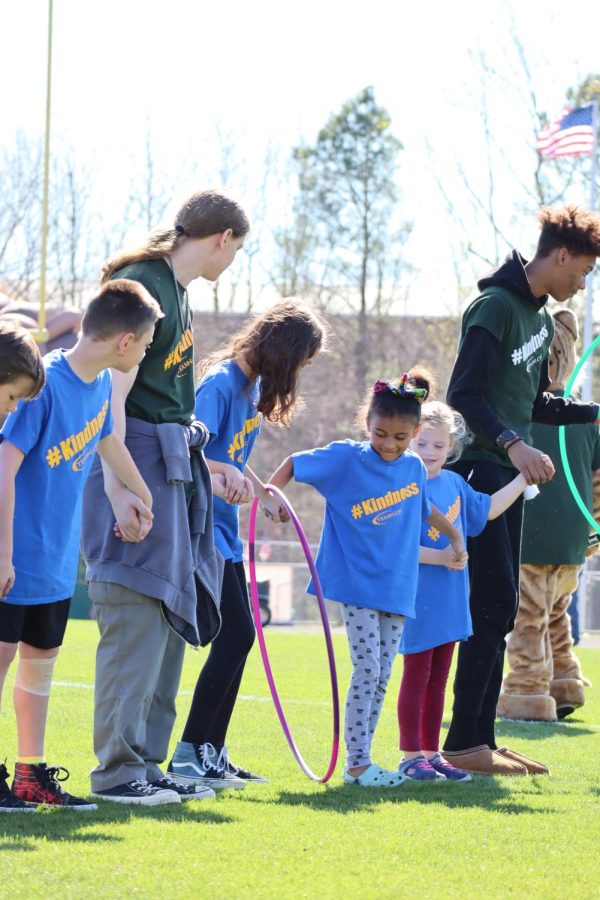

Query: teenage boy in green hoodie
[442,205,600,776]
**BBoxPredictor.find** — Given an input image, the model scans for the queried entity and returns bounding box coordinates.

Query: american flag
[536,104,595,158]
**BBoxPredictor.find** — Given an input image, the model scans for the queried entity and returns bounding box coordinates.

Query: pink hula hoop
[248,485,340,783]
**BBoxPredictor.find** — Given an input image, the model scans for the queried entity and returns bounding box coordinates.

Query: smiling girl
[396,400,527,782]
[268,370,466,788]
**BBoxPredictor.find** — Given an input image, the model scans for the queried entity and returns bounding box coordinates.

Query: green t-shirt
[112,259,195,425]
[459,286,554,466]
[521,396,600,565]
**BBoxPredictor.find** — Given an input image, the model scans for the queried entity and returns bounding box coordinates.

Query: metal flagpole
[33,0,53,344]
[582,99,599,633]
[583,99,598,401]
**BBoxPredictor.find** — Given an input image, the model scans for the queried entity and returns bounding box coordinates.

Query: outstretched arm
[261,457,295,523]
[488,473,527,520]
[268,457,294,491]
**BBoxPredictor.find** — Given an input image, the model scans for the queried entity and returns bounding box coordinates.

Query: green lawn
[2,621,599,899]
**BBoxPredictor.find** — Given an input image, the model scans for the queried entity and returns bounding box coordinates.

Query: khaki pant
[90,582,186,792]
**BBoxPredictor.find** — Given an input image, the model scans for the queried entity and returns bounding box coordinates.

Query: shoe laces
[157,776,194,793]
[129,780,158,795]
[39,765,70,791]
[200,743,222,772]
[216,746,231,772]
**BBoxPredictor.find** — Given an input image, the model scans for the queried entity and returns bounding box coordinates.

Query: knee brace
[14,653,58,697]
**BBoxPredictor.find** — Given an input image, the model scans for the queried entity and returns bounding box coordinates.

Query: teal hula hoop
[558,333,600,535]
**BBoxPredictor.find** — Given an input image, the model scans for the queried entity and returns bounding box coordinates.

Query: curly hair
[418,400,473,464]
[198,298,327,426]
[536,204,600,258]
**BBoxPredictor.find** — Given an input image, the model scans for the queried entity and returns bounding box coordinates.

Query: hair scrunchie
[372,376,428,402]
[174,224,186,236]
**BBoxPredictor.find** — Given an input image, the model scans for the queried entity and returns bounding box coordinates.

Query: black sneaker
[150,775,216,801]
[214,746,269,784]
[0,763,36,813]
[167,741,245,790]
[91,779,181,806]
[12,763,97,811]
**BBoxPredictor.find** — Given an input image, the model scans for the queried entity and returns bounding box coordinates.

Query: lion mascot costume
[497,308,600,721]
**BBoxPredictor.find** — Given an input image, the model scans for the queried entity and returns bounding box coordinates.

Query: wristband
[495,428,520,449]
[504,436,523,451]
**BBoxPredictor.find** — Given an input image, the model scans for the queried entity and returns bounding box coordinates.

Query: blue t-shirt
[399,469,490,654]
[195,360,261,562]
[0,350,113,605]
[292,441,432,615]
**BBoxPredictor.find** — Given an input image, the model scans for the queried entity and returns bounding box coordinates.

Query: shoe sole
[0,806,37,813]
[398,766,446,782]
[167,773,245,791]
[36,802,99,811]
[91,792,180,806]
[178,789,217,801]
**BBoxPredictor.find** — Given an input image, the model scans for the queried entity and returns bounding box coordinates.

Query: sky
[1,0,600,314]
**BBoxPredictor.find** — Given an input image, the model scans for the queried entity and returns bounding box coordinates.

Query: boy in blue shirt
[0,279,161,811]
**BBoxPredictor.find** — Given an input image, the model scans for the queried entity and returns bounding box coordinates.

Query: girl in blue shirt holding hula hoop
[270,370,467,788]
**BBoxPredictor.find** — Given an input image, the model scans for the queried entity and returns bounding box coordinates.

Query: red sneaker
[12,763,97,810]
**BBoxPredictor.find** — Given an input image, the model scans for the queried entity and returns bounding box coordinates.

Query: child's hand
[111,489,153,542]
[261,493,290,523]
[0,556,15,598]
[449,537,468,569]
[211,472,228,500]
[222,465,248,503]
[441,545,468,571]
[238,477,255,505]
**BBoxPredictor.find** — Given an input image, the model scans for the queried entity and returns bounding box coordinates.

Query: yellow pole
[33,0,53,343]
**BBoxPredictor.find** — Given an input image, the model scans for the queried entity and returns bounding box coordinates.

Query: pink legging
[397,642,456,751]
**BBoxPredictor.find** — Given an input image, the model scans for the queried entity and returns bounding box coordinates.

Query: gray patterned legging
[342,605,405,769]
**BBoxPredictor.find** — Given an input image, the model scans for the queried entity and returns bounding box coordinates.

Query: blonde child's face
[368,413,419,462]
[0,374,36,415]
[412,423,453,478]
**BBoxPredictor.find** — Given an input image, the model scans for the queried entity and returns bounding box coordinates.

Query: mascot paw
[496,692,557,722]
[550,677,585,715]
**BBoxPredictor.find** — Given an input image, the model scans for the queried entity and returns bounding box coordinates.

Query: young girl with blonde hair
[397,400,528,782]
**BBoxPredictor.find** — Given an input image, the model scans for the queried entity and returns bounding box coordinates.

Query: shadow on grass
[0,802,234,850]
[494,719,595,740]
[243,779,553,816]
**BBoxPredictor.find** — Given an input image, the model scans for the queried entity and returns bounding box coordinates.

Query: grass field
[2,621,599,899]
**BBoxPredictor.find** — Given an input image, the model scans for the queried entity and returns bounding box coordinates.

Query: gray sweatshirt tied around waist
[81,417,223,647]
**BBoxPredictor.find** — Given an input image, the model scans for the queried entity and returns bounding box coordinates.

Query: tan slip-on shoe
[442,744,527,776]
[495,747,550,775]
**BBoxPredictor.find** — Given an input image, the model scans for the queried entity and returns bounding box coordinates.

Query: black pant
[181,559,255,748]
[443,459,524,752]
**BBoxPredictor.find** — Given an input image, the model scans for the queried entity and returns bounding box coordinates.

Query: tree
[278,87,411,390]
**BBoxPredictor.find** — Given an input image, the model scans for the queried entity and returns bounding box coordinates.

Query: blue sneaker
[428,753,472,782]
[397,755,446,781]
[167,742,245,791]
